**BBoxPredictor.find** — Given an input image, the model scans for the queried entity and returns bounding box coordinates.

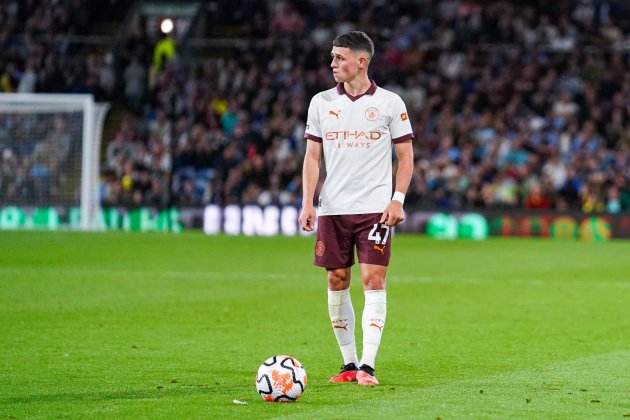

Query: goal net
[0,94,109,230]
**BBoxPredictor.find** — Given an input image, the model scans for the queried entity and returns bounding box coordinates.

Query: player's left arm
[380,141,414,226]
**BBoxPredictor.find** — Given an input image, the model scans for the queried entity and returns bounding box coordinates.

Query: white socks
[359,289,387,369]
[328,288,387,369]
[327,289,358,366]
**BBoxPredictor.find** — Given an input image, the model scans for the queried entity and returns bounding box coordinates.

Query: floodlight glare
[160,18,174,34]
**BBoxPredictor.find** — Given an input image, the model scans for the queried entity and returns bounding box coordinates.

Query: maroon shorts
[314,213,392,269]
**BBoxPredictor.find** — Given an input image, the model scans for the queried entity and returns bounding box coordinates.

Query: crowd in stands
[0,0,125,99]
[0,113,80,205]
[0,0,127,205]
[3,0,630,213]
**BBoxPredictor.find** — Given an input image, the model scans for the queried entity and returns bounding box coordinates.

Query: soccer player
[298,31,414,386]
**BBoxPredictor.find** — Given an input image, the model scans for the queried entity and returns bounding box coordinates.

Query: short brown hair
[332,31,374,59]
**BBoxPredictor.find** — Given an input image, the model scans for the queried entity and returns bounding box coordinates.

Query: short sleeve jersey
[304,81,413,215]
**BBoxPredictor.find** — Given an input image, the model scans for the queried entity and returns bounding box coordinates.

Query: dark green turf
[1,231,630,418]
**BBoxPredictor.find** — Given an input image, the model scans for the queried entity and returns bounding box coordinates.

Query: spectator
[95,0,630,214]
[124,56,147,113]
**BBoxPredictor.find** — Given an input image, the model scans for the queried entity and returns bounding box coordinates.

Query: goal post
[0,94,109,231]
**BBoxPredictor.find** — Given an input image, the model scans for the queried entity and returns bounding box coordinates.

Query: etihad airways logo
[324,130,382,141]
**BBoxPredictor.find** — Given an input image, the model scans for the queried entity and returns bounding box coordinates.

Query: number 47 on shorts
[368,224,390,245]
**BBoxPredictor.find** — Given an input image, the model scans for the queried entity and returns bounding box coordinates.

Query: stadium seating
[2,0,629,212]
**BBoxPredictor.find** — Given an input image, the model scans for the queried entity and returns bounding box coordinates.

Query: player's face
[330,47,366,83]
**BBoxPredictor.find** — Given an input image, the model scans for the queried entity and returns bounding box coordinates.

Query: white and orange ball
[255,355,307,402]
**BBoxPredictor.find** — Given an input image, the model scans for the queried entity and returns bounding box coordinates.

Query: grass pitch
[1,231,630,418]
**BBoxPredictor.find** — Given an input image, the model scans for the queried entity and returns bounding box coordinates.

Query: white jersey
[304,81,413,215]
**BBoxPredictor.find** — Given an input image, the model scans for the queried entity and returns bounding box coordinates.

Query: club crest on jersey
[328,109,341,119]
[365,107,379,121]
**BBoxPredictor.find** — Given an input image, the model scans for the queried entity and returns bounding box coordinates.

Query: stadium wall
[0,205,626,240]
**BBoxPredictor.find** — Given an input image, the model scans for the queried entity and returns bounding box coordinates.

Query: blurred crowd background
[1,0,630,213]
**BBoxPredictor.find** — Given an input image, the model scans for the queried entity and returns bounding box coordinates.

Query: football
[255,355,307,402]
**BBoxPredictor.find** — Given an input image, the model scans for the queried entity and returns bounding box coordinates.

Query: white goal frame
[0,93,109,230]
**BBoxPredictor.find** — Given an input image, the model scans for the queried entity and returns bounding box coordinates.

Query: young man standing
[299,31,414,386]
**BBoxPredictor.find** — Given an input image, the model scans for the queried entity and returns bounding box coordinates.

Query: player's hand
[380,201,405,227]
[299,206,316,231]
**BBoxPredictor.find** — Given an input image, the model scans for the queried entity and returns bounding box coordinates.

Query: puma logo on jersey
[373,245,385,255]
[329,109,340,119]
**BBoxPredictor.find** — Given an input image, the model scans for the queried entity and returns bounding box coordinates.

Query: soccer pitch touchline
[4,267,630,288]
[0,267,463,284]
[0,267,310,281]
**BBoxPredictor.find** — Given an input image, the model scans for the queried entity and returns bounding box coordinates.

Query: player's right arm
[299,140,322,231]
[300,95,323,232]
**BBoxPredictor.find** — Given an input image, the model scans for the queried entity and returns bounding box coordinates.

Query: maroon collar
[336,80,377,101]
